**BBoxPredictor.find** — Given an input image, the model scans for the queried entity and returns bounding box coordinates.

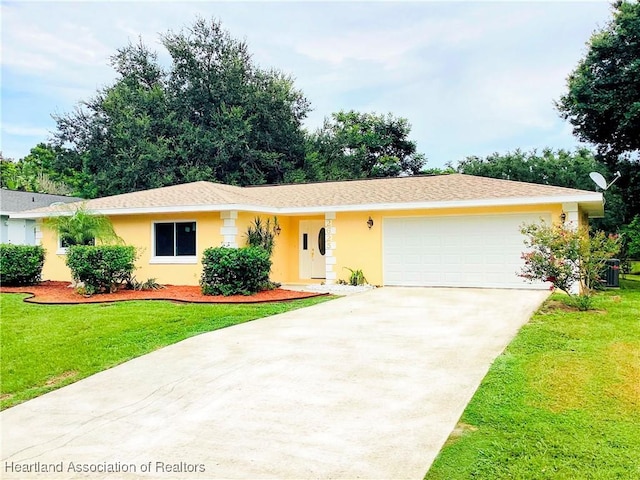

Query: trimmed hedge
[0,244,46,285]
[66,245,136,294]
[201,246,271,296]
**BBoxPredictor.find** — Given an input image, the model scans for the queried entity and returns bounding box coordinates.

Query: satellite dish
[589,172,607,190]
[589,171,621,191]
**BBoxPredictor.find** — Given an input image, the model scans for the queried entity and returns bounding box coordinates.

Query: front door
[299,220,326,279]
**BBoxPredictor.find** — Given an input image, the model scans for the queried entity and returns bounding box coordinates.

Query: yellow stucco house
[13,174,604,289]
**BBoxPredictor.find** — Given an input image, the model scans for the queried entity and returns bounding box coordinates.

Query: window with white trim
[152,221,197,261]
[57,235,95,254]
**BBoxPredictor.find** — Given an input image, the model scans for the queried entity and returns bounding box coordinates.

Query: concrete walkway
[1,288,548,480]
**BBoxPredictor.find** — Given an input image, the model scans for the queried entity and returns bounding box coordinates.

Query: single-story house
[0,189,83,245]
[12,174,604,289]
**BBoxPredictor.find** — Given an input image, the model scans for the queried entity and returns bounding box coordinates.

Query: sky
[1,0,613,169]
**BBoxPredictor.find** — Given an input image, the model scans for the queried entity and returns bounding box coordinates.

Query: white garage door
[383,213,550,289]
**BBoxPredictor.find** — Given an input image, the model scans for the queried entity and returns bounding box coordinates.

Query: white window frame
[150,220,198,264]
[56,235,95,255]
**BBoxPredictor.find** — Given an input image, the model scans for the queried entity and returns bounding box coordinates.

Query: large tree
[53,18,310,197]
[556,0,640,163]
[299,111,426,182]
[453,148,627,231]
[0,145,74,195]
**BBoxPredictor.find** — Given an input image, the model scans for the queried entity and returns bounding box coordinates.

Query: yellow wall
[235,213,300,284]
[39,203,566,287]
[40,212,224,285]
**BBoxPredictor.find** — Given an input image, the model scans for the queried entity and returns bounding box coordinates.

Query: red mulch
[0,281,326,304]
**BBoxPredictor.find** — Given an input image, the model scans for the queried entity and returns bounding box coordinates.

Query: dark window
[176,222,196,256]
[318,227,326,255]
[302,233,308,250]
[155,222,196,257]
[155,223,175,256]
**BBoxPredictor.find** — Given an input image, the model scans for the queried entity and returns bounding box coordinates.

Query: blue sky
[1,1,612,168]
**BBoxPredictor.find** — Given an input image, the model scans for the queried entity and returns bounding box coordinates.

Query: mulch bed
[0,281,326,304]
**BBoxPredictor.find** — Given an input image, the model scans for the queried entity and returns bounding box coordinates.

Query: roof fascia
[11,193,604,219]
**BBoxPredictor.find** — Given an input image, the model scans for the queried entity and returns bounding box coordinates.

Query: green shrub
[126,277,164,291]
[0,244,45,285]
[66,245,136,294]
[200,246,271,296]
[343,267,367,286]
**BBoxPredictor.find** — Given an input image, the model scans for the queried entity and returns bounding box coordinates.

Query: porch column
[325,212,337,284]
[220,211,238,247]
[562,202,580,294]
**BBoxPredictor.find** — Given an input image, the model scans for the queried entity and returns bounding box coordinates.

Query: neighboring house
[0,189,83,246]
[12,174,603,289]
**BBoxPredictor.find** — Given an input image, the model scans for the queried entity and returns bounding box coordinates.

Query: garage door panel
[383,213,550,289]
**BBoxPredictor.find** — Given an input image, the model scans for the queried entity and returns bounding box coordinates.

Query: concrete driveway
[1,287,548,480]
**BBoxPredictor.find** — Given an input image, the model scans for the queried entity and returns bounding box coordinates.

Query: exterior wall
[38,203,567,286]
[40,221,68,281]
[1,218,37,245]
[1,216,8,243]
[332,204,564,286]
[41,212,224,285]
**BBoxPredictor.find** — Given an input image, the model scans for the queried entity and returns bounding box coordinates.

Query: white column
[562,202,581,294]
[220,211,238,247]
[325,212,336,284]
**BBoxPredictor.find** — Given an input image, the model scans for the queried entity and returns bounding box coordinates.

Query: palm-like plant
[45,204,122,246]
[245,216,279,256]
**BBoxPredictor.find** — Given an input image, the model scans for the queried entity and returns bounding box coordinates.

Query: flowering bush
[519,222,621,298]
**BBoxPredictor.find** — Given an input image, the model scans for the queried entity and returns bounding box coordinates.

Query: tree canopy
[0,145,74,195]
[453,148,628,232]
[556,0,640,163]
[52,18,311,197]
[299,111,426,182]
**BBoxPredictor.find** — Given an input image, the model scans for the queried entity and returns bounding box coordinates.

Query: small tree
[45,204,121,246]
[519,222,621,307]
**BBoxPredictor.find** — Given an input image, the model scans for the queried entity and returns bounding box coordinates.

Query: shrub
[0,244,45,285]
[245,216,279,256]
[519,221,621,299]
[126,277,164,291]
[343,267,368,286]
[201,246,271,296]
[66,245,136,294]
[622,215,640,259]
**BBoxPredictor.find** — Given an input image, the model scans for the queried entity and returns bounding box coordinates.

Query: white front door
[299,220,326,279]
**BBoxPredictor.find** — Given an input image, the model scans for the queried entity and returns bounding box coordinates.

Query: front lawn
[0,294,333,410]
[425,280,640,479]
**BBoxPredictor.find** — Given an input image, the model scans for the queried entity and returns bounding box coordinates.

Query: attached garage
[383,213,551,289]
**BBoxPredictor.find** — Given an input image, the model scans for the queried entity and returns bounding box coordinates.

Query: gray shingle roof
[0,189,83,215]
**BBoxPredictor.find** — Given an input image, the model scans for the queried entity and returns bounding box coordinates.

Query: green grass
[0,294,333,410]
[425,280,640,480]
